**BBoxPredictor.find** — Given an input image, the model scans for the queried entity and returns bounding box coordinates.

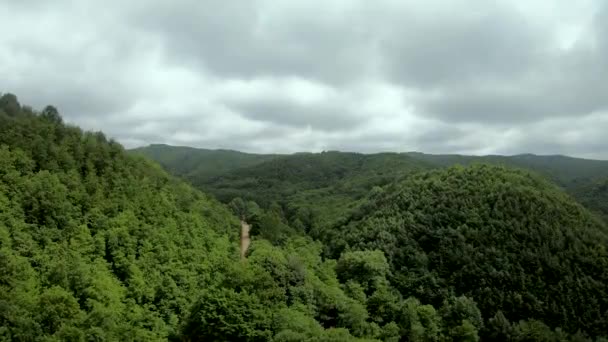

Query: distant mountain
[131,144,280,184]
[135,145,608,221]
[405,152,608,189]
[202,151,432,201]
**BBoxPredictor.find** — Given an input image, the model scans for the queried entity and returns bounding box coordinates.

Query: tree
[0,93,20,117]
[229,197,260,222]
[41,105,63,124]
[336,250,389,292]
[486,310,513,341]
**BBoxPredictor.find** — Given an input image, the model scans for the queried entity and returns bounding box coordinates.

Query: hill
[201,151,433,237]
[406,152,608,190]
[332,165,608,339]
[135,146,608,227]
[0,95,244,340]
[131,144,279,185]
[570,177,608,221]
[1,95,375,341]
[133,146,608,195]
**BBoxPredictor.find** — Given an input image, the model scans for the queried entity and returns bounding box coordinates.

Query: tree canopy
[334,165,608,339]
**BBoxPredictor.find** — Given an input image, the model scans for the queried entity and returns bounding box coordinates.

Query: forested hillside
[407,153,608,222]
[133,146,434,232]
[136,146,608,199]
[405,152,608,190]
[570,177,608,221]
[131,144,279,185]
[0,94,240,340]
[331,165,608,340]
[135,145,608,226]
[1,94,418,341]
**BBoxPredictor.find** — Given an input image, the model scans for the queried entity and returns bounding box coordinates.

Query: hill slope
[135,146,608,226]
[0,97,241,340]
[131,144,279,184]
[570,177,608,221]
[333,165,608,339]
[406,152,608,190]
[203,151,433,234]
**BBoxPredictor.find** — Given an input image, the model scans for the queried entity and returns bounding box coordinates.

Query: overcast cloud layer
[1,0,607,158]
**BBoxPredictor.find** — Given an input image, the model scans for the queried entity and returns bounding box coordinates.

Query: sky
[1,0,607,158]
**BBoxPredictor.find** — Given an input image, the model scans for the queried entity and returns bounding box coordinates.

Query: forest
[2,92,608,341]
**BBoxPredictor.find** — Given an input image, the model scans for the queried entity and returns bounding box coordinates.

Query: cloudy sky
[1,0,607,158]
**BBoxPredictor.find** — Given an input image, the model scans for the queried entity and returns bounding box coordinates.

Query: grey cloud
[7,83,135,121]
[2,0,608,159]
[381,3,543,88]
[415,72,608,124]
[225,97,366,131]
[394,3,608,125]
[408,42,608,124]
[131,0,378,84]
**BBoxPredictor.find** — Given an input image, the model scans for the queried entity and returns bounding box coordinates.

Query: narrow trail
[240,220,251,260]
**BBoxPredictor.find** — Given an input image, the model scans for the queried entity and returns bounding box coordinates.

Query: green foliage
[0,98,444,341]
[182,287,273,341]
[0,93,21,117]
[338,165,608,339]
[336,250,389,292]
[180,237,392,341]
[0,98,240,340]
[571,177,608,220]
[131,144,278,183]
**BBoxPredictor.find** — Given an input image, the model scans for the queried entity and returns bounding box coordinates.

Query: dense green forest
[0,93,402,341]
[131,144,279,185]
[135,145,608,231]
[332,165,608,339]
[135,146,435,232]
[3,92,608,341]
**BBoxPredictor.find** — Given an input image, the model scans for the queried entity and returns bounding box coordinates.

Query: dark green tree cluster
[197,151,430,207]
[571,177,608,221]
[183,239,498,341]
[333,165,608,340]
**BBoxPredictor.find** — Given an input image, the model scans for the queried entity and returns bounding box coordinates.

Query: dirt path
[240,220,251,259]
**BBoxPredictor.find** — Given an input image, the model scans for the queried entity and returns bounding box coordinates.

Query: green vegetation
[135,145,608,230]
[571,177,608,221]
[405,152,608,191]
[3,92,608,341]
[332,165,608,339]
[133,147,434,233]
[131,144,279,185]
[0,94,239,340]
[136,143,608,340]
